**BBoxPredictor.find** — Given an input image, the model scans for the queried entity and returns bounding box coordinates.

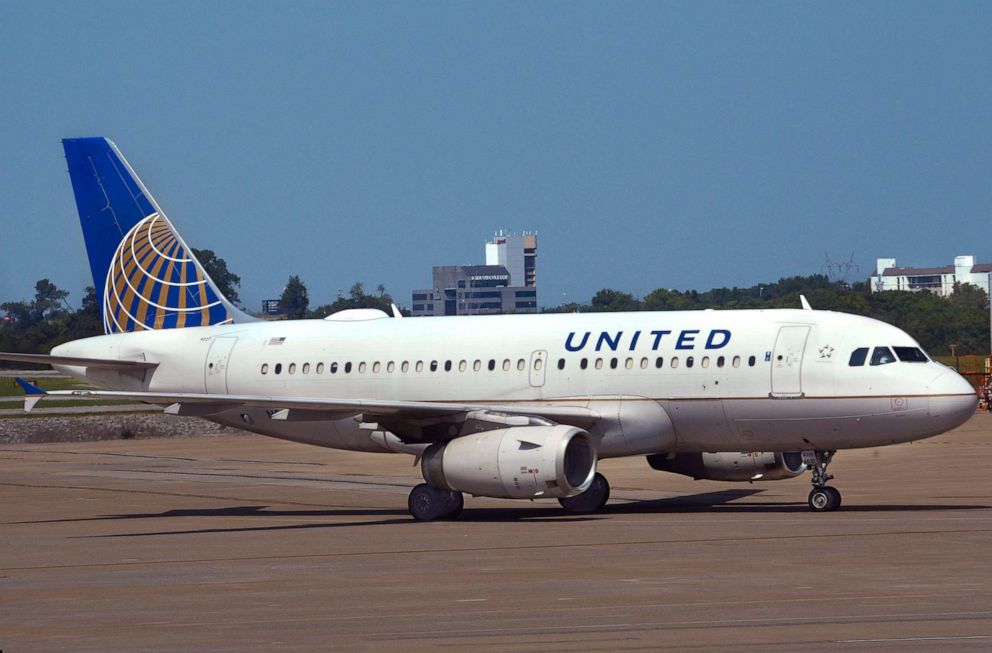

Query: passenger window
[330,362,338,374]
[458,360,467,372]
[261,363,269,375]
[893,346,928,363]
[625,358,633,369]
[503,359,511,371]
[372,362,381,373]
[849,347,868,366]
[717,356,725,368]
[402,361,409,373]
[640,357,648,369]
[580,358,588,370]
[358,362,367,373]
[534,359,543,371]
[686,356,694,368]
[275,363,282,374]
[595,358,603,370]
[557,358,565,370]
[701,357,710,368]
[302,363,310,375]
[870,347,896,366]
[444,360,452,372]
[748,356,756,367]
[488,359,496,371]
[610,358,618,369]
[655,357,663,368]
[474,360,482,372]
[732,356,741,368]
[288,363,296,375]
[671,357,679,368]
[416,361,424,372]
[387,361,395,373]
[316,362,324,374]
[430,361,438,372]
[344,362,352,373]
[517,359,526,371]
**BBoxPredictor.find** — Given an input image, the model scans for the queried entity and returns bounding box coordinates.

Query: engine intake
[421,425,596,499]
[646,451,806,482]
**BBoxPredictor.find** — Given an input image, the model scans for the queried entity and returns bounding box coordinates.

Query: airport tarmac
[2,415,991,652]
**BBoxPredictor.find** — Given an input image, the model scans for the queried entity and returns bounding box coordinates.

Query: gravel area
[0,413,248,444]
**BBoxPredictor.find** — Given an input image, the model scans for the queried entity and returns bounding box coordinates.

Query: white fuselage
[51,308,977,457]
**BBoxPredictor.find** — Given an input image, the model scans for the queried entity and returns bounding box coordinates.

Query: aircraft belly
[722,396,934,451]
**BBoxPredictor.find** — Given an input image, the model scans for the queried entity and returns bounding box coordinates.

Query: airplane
[0,137,978,520]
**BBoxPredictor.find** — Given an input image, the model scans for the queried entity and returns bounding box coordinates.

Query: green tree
[309,281,399,318]
[589,289,641,312]
[279,275,309,319]
[192,248,241,305]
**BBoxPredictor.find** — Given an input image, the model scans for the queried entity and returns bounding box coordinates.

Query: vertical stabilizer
[62,138,254,333]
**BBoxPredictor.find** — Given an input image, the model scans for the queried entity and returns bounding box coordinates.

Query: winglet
[15,377,47,412]
[800,295,812,311]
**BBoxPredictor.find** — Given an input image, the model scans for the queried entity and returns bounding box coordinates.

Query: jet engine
[646,451,806,482]
[421,425,597,499]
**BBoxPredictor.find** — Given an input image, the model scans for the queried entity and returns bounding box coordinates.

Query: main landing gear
[805,450,841,512]
[558,472,611,514]
[408,484,464,521]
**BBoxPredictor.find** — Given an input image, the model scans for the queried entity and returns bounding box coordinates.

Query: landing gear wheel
[808,486,841,512]
[558,473,610,514]
[408,484,464,521]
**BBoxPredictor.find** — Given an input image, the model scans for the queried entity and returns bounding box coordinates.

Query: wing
[24,388,601,435]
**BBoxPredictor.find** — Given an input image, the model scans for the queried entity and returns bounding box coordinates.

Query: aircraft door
[770,326,810,398]
[205,337,238,394]
[529,350,547,387]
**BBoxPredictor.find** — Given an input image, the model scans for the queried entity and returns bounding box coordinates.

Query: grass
[0,375,95,396]
[0,398,141,409]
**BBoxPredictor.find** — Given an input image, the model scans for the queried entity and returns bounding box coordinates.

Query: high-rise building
[412,231,538,316]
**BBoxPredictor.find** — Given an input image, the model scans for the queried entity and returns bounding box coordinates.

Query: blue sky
[1,1,989,311]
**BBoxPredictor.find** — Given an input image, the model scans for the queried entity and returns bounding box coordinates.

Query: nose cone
[927,370,978,434]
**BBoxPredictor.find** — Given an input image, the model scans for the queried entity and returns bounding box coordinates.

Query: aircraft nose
[927,369,978,433]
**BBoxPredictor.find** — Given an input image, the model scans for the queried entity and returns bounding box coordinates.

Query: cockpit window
[849,347,868,366]
[870,346,896,366]
[893,346,928,363]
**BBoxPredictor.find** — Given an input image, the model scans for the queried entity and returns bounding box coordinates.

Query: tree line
[2,251,989,360]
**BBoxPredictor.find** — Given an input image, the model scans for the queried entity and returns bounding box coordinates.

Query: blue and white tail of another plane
[63,138,254,334]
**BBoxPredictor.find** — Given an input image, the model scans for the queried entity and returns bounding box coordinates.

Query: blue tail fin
[62,138,252,334]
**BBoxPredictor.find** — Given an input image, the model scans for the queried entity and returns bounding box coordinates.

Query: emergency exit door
[770,326,809,398]
[205,337,238,393]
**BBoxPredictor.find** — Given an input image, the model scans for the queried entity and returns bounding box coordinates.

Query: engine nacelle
[421,425,597,499]
[646,451,806,482]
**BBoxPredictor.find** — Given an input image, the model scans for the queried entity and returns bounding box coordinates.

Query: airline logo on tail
[63,137,251,334]
[104,212,230,333]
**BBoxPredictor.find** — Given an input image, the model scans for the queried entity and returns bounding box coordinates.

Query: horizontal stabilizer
[0,352,158,370]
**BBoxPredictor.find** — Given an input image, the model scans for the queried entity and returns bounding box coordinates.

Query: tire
[808,486,841,512]
[408,484,450,521]
[443,490,464,520]
[558,473,610,513]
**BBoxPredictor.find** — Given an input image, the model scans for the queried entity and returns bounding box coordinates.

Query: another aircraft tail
[62,137,254,334]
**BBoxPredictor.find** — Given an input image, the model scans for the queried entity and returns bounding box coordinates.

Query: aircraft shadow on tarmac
[26,488,987,538]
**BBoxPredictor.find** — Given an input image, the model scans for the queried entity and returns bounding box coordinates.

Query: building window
[261,363,269,375]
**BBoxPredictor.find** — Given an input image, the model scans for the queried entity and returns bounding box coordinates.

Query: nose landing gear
[804,450,841,512]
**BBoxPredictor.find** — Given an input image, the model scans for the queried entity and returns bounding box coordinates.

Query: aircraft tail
[62,137,254,334]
